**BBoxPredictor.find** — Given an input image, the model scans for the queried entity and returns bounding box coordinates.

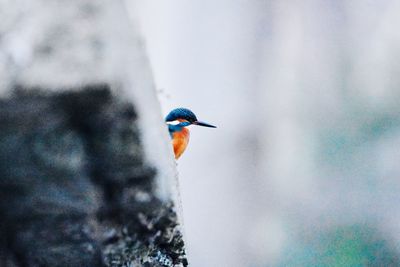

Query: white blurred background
[127,1,400,266]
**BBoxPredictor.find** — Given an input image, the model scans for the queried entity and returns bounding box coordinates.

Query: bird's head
[165,108,216,128]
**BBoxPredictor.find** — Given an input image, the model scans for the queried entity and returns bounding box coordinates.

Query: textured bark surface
[0,85,187,267]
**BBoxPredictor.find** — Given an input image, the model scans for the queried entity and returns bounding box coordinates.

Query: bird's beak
[193,121,217,128]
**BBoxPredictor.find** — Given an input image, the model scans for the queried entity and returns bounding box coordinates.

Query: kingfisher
[166,108,216,159]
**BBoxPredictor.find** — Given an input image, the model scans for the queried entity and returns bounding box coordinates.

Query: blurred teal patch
[317,110,400,176]
[276,225,400,267]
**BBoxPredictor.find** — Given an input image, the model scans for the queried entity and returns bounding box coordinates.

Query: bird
[165,108,216,159]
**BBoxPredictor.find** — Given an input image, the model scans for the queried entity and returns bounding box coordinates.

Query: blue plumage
[165,108,198,123]
[168,121,191,136]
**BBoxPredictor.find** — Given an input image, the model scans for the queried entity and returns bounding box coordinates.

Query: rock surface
[0,0,187,265]
[0,85,187,267]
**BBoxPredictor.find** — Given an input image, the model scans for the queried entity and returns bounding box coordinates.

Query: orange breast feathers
[172,127,190,159]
